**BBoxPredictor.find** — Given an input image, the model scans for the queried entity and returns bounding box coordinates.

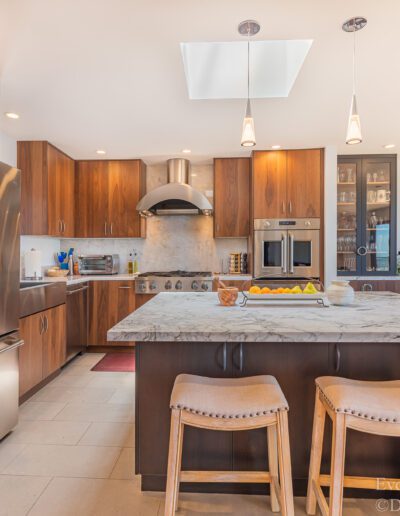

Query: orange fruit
[261,287,271,294]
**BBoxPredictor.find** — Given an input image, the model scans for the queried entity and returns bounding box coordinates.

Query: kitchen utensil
[218,287,238,306]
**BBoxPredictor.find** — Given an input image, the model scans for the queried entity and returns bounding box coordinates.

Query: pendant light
[342,17,367,145]
[238,20,260,147]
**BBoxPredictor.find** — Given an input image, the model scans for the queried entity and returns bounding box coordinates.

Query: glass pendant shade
[346,93,362,145]
[241,99,256,147]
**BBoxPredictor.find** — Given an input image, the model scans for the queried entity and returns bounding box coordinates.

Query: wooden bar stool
[165,374,294,516]
[307,376,400,516]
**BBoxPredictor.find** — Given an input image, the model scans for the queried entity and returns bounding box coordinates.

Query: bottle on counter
[68,255,74,276]
[128,253,134,275]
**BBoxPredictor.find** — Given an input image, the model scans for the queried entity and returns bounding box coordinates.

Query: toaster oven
[78,255,120,275]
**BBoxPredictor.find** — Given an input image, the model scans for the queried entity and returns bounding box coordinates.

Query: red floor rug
[91,353,135,373]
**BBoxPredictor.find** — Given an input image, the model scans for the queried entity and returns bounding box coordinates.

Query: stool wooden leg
[267,424,280,512]
[306,390,327,515]
[329,413,347,516]
[165,409,184,516]
[277,411,295,516]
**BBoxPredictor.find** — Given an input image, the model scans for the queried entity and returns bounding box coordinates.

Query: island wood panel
[89,281,135,346]
[286,149,321,218]
[18,141,48,235]
[350,280,400,293]
[42,305,66,377]
[136,340,400,496]
[108,160,146,237]
[19,312,43,396]
[252,150,287,219]
[136,340,233,491]
[214,158,250,237]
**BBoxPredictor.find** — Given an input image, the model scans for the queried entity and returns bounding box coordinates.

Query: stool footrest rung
[180,470,271,483]
[319,474,400,491]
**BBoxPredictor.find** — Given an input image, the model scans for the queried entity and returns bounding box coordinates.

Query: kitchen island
[108,292,400,496]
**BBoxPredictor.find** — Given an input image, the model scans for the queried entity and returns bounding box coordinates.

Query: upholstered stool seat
[170,374,289,419]
[165,374,294,516]
[316,376,400,423]
[307,376,400,516]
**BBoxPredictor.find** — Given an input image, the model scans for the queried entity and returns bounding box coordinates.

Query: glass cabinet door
[337,160,360,273]
[337,155,396,276]
[363,158,392,273]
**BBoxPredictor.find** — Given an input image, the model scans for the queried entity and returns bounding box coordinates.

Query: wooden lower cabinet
[19,304,66,397]
[42,304,66,377]
[135,294,156,309]
[88,281,135,346]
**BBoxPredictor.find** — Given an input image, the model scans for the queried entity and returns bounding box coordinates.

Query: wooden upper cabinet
[286,149,321,218]
[214,158,250,237]
[252,151,287,219]
[75,159,146,238]
[19,141,75,236]
[75,160,109,237]
[108,160,146,237]
[252,149,322,219]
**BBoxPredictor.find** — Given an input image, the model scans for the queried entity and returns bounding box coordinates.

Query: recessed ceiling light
[5,112,19,119]
[271,145,281,150]
[182,149,191,154]
[96,149,106,155]
[383,144,395,149]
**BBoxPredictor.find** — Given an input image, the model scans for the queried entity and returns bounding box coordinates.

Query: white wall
[0,130,16,167]
[324,146,338,286]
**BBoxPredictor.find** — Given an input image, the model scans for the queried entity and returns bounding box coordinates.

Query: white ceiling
[0,0,399,163]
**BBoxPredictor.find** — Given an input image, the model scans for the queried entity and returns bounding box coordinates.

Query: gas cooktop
[136,271,213,294]
[138,271,212,278]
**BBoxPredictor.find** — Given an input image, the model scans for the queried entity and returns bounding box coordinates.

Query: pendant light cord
[247,25,250,101]
[352,24,356,95]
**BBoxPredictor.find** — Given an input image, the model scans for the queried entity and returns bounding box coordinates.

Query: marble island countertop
[107,291,400,343]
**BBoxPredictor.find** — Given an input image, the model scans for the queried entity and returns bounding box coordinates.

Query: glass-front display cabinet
[337,155,396,276]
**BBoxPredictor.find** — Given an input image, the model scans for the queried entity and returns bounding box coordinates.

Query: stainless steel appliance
[66,283,88,362]
[254,218,320,279]
[78,254,119,275]
[20,282,66,319]
[0,162,24,440]
[135,271,213,294]
[136,159,213,217]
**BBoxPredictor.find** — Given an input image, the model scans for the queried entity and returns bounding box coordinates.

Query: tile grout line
[25,476,54,516]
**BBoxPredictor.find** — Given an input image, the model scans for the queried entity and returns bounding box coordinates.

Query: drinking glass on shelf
[366,172,372,183]
[372,172,378,182]
[367,190,376,203]
[379,170,386,182]
[347,168,354,183]
[339,170,346,183]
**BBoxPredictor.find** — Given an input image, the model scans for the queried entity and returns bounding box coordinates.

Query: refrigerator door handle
[281,234,288,274]
[289,232,294,274]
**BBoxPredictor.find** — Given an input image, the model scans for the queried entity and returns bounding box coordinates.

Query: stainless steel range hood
[136,159,213,217]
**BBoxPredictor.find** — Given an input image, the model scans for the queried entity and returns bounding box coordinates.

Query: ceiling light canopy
[271,145,281,150]
[343,17,367,145]
[383,144,395,149]
[96,149,106,155]
[182,149,191,154]
[5,112,19,119]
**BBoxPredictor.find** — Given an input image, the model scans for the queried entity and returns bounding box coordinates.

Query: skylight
[181,40,313,100]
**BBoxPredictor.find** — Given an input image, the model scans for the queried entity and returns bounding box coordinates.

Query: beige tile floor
[0,353,384,515]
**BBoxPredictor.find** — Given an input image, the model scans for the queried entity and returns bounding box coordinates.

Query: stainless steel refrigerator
[0,161,23,440]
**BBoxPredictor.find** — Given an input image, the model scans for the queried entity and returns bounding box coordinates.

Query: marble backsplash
[61,217,247,273]
[61,162,248,273]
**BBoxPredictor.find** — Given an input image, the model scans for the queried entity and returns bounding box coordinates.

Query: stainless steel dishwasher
[66,283,88,362]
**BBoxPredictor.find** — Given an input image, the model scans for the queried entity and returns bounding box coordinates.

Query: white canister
[326,280,355,306]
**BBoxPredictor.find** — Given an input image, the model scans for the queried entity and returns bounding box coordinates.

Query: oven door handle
[289,232,294,274]
[281,234,288,274]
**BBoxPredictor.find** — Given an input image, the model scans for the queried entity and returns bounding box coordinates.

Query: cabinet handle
[39,315,44,335]
[58,220,62,233]
[222,342,227,371]
[44,315,48,333]
[67,286,89,295]
[118,286,133,289]
[62,220,66,233]
[357,246,367,256]
[233,343,244,371]
[281,201,285,214]
[361,283,373,292]
[104,222,107,236]
[110,223,113,235]
[289,201,292,214]
[334,343,341,373]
